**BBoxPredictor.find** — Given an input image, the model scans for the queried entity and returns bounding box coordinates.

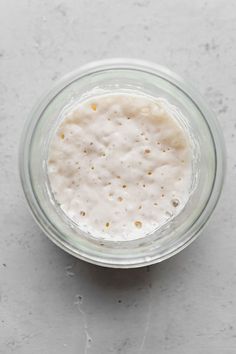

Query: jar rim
[19,58,226,268]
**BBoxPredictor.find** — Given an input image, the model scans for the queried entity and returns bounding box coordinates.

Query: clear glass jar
[19,59,225,268]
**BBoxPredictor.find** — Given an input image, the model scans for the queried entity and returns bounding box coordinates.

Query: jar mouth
[19,58,226,268]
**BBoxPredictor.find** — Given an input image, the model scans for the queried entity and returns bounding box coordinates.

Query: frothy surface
[47,93,192,241]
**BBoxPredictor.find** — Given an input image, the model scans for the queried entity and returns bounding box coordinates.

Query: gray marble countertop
[1,1,235,353]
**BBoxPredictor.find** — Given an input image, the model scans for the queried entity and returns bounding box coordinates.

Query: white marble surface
[1,1,236,353]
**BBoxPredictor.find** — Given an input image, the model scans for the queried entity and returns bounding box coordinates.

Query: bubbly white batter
[47,93,192,241]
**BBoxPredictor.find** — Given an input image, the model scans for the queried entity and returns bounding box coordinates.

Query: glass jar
[19,59,225,268]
